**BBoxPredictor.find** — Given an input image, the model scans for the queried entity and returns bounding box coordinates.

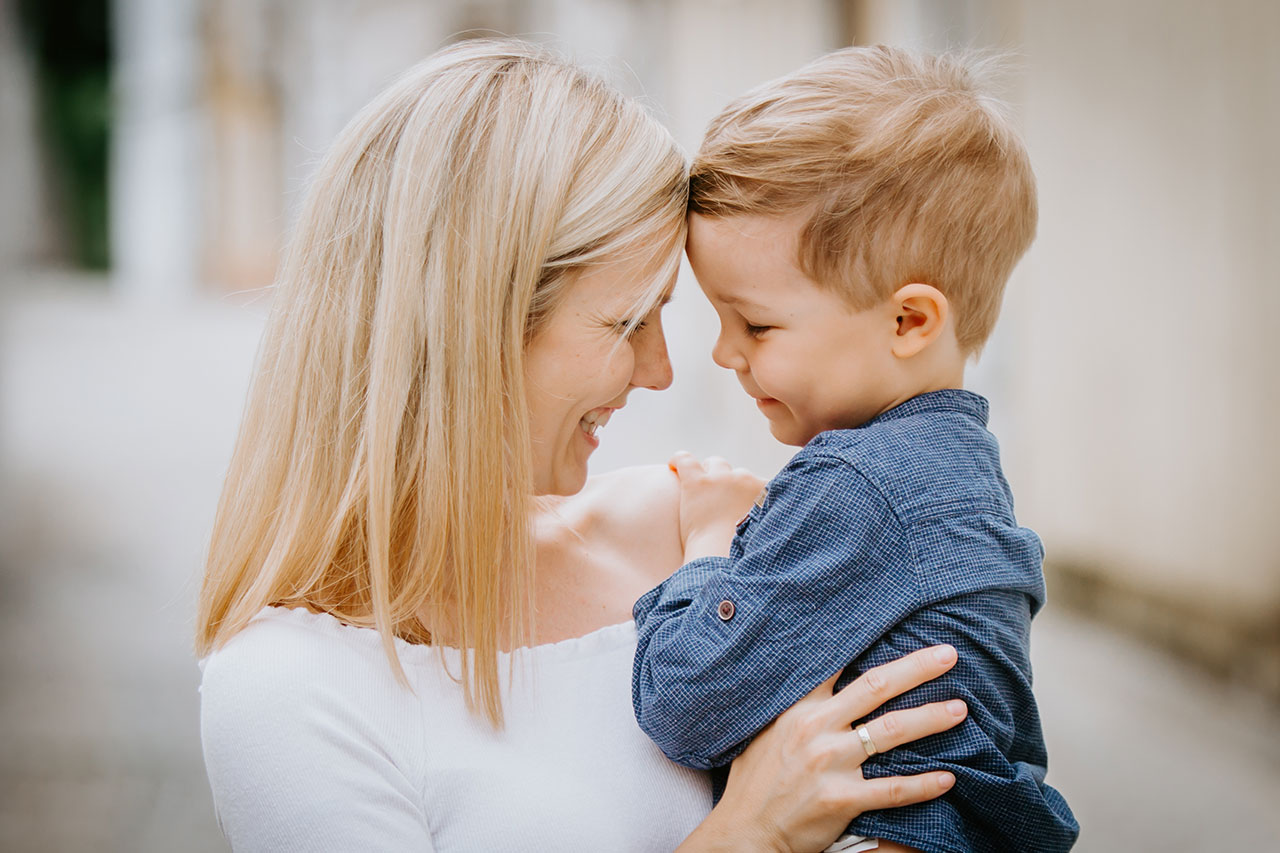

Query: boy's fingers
[829,644,957,724]
[846,771,956,813]
[854,700,967,758]
[703,455,732,474]
[667,451,701,477]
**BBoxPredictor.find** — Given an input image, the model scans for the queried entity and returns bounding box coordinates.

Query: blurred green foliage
[19,0,112,270]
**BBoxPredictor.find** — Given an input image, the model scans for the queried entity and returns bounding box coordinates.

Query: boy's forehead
[688,210,805,243]
[686,212,809,295]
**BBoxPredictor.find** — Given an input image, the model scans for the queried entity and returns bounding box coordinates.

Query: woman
[197,39,964,851]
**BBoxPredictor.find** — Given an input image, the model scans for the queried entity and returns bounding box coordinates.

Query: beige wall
[1011,0,1280,620]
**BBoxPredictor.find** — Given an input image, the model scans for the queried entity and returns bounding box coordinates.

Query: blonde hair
[196,38,687,726]
[690,45,1036,353]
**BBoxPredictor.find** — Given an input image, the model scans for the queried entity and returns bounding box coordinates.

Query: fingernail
[938,772,956,790]
[946,700,967,717]
[933,645,956,664]
[668,462,678,473]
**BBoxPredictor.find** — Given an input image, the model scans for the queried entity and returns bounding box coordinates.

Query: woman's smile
[578,406,617,445]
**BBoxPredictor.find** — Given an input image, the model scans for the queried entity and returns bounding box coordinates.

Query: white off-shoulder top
[199,606,714,851]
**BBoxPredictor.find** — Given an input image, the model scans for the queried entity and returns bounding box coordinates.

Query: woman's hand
[668,451,765,560]
[679,645,967,853]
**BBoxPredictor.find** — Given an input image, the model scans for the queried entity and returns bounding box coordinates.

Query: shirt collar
[863,389,990,429]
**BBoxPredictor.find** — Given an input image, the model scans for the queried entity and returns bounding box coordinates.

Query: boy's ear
[890,283,949,359]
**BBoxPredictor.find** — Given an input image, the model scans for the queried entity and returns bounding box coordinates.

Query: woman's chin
[536,461,590,497]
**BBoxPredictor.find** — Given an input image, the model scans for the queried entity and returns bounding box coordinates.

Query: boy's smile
[686,212,908,446]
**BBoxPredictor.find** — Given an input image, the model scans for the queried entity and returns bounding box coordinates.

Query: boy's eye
[743,323,772,339]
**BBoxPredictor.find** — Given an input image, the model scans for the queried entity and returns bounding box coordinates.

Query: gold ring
[855,723,878,757]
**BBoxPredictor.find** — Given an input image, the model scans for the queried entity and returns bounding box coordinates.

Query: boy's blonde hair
[690,45,1036,353]
[195,39,687,726]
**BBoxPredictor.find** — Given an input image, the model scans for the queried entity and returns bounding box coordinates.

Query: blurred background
[1,0,1277,849]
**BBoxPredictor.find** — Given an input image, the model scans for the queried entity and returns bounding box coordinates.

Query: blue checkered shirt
[632,390,1078,852]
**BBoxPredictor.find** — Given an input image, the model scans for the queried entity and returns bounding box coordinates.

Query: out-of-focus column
[203,0,285,292]
[0,0,56,279]
[110,0,204,302]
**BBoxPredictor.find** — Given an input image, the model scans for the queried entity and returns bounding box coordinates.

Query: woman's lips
[578,406,617,447]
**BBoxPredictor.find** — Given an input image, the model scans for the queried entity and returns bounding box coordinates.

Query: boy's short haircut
[690,45,1037,353]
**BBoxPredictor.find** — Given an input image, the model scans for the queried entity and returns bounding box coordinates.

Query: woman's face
[525,248,676,496]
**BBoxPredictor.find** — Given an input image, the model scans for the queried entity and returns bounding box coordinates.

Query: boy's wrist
[683,528,734,561]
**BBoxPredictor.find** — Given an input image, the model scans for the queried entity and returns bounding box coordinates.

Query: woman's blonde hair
[196,38,687,725]
[690,45,1036,353]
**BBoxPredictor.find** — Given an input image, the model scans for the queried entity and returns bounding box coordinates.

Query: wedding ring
[855,723,878,757]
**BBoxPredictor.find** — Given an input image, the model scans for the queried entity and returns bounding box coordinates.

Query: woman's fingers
[856,700,968,757]
[718,650,963,851]
[845,770,957,814]
[828,644,957,725]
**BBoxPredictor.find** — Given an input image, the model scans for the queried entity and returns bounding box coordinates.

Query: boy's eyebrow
[721,294,767,312]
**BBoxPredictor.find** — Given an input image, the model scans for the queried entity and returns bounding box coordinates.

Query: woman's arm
[678,645,965,853]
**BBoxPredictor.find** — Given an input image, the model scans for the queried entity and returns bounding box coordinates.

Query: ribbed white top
[199,606,714,851]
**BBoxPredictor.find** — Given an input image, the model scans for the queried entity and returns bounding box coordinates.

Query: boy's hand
[668,451,766,561]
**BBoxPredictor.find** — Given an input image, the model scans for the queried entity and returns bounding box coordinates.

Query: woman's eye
[744,323,771,339]
[614,320,648,338]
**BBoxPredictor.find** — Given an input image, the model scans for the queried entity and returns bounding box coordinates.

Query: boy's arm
[632,455,921,769]
[843,592,1079,853]
[632,449,1078,851]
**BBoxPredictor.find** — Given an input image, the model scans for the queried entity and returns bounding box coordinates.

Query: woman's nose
[633,325,674,391]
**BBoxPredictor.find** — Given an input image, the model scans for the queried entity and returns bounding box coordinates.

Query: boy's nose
[711,334,744,371]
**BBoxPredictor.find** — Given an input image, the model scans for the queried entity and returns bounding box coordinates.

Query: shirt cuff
[632,555,729,624]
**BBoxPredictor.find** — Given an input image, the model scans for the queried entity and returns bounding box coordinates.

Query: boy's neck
[859,354,968,427]
[920,358,967,395]
[894,348,967,404]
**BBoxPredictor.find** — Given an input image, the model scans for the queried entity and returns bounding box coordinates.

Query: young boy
[632,47,1079,852]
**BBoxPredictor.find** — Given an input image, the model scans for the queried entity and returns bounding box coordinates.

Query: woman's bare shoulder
[565,464,684,580]
[578,462,679,519]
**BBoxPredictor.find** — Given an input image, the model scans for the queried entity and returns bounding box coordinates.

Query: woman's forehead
[567,243,677,313]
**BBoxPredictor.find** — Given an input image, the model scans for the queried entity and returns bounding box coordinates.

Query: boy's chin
[766,419,817,447]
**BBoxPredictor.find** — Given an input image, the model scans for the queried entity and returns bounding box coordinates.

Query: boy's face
[686,212,901,446]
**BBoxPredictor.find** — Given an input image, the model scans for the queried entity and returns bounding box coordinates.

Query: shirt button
[754,487,768,508]
[717,599,735,621]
